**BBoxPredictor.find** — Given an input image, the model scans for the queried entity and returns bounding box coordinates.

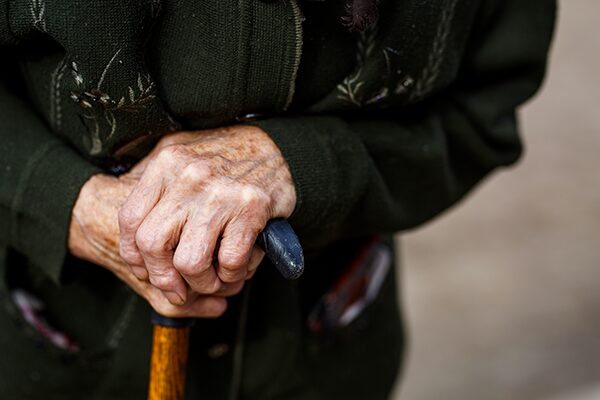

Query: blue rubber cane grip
[256,219,304,280]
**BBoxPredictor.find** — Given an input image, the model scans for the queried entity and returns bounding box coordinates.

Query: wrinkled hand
[69,174,236,318]
[118,125,296,306]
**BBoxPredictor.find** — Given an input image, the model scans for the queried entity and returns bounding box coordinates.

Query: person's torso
[11,0,479,168]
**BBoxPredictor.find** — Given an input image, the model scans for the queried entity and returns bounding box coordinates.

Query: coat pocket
[303,241,405,400]
[0,253,143,399]
[0,288,115,399]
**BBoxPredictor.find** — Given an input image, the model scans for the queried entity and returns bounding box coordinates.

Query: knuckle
[174,257,212,276]
[218,265,244,283]
[174,243,212,275]
[236,190,272,223]
[148,270,178,290]
[181,162,210,184]
[156,144,183,164]
[135,233,154,253]
[136,229,167,254]
[219,250,248,272]
[238,186,256,201]
[118,206,139,229]
[239,187,268,208]
[189,280,222,296]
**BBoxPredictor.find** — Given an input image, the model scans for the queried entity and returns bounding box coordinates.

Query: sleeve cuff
[252,116,370,244]
[11,141,101,284]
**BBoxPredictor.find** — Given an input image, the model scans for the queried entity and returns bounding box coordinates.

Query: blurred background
[393,1,600,399]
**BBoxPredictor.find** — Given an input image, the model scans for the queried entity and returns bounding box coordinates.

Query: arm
[0,57,232,318]
[0,59,100,283]
[117,0,555,297]
[0,10,100,282]
[255,0,556,247]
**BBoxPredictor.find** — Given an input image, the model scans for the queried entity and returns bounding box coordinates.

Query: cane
[147,219,304,400]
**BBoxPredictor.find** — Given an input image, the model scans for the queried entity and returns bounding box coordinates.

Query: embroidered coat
[0,0,555,398]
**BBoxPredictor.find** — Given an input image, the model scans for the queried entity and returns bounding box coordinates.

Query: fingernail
[164,291,186,306]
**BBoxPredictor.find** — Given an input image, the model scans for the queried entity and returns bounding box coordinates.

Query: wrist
[68,173,118,260]
[238,125,297,217]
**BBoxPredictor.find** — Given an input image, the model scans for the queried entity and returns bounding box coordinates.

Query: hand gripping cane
[147,219,304,400]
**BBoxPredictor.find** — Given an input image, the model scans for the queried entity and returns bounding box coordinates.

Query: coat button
[207,343,230,359]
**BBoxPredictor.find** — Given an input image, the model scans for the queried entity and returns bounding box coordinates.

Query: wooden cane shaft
[147,325,191,400]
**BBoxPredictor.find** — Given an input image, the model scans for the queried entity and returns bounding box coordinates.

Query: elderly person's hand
[117,126,297,306]
[69,173,239,318]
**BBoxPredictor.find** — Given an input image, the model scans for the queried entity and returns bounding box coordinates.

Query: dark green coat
[0,0,555,398]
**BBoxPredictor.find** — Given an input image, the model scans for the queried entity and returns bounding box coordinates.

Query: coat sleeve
[255,0,556,247]
[0,58,101,283]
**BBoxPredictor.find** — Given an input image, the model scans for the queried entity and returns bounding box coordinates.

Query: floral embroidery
[412,0,458,99]
[336,25,378,106]
[149,0,162,19]
[49,58,67,129]
[97,49,122,89]
[334,0,458,109]
[66,49,158,155]
[30,0,47,32]
[119,73,157,112]
[336,22,414,108]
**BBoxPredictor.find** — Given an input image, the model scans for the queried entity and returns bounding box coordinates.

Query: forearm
[0,65,100,282]
[255,0,556,247]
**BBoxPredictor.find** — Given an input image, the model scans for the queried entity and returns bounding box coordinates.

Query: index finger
[118,162,166,271]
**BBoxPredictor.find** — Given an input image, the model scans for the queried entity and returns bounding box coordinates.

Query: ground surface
[394,1,600,399]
